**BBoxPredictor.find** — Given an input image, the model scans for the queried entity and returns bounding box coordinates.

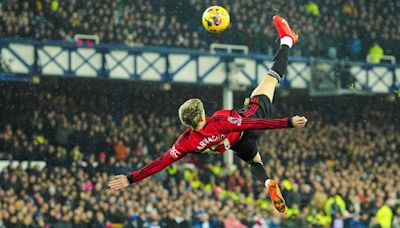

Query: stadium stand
[1,0,400,60]
[0,80,399,227]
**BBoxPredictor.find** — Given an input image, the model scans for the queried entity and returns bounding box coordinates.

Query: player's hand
[291,116,307,128]
[108,175,129,190]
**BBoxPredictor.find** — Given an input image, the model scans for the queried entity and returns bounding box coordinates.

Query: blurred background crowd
[0,80,399,227]
[1,0,400,60]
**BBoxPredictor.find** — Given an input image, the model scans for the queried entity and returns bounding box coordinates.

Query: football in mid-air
[202,6,230,33]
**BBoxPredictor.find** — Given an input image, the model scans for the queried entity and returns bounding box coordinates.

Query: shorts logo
[228,117,242,126]
[170,146,181,159]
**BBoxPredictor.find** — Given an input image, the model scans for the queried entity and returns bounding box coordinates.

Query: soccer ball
[202,6,230,33]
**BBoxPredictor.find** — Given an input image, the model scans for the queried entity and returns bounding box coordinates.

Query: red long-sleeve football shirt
[129,110,291,182]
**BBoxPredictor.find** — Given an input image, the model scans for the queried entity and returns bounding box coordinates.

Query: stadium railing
[0,38,399,94]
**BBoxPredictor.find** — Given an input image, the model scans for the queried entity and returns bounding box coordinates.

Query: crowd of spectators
[1,0,400,60]
[0,79,399,227]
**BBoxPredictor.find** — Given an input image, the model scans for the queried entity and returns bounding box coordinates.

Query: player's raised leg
[249,15,298,102]
[244,16,298,213]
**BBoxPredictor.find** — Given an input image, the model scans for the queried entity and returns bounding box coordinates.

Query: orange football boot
[267,180,286,213]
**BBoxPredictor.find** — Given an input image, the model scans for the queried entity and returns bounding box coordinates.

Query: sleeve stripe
[242,97,259,117]
[132,152,168,181]
[242,118,288,128]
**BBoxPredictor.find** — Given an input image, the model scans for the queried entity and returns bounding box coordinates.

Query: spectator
[305,2,320,17]
[393,208,400,228]
[348,33,362,60]
[368,42,384,63]
[375,202,393,228]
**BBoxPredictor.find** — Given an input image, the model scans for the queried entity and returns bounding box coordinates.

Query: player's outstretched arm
[108,146,187,190]
[217,115,307,132]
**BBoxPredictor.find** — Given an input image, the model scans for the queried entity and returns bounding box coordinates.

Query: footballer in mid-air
[109,6,306,213]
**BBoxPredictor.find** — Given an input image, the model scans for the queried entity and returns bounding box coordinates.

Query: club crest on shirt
[228,117,242,126]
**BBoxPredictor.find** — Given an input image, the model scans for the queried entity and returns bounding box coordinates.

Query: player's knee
[250,76,278,101]
[247,152,262,164]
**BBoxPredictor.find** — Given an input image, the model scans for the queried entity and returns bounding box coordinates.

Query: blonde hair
[178,98,204,128]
